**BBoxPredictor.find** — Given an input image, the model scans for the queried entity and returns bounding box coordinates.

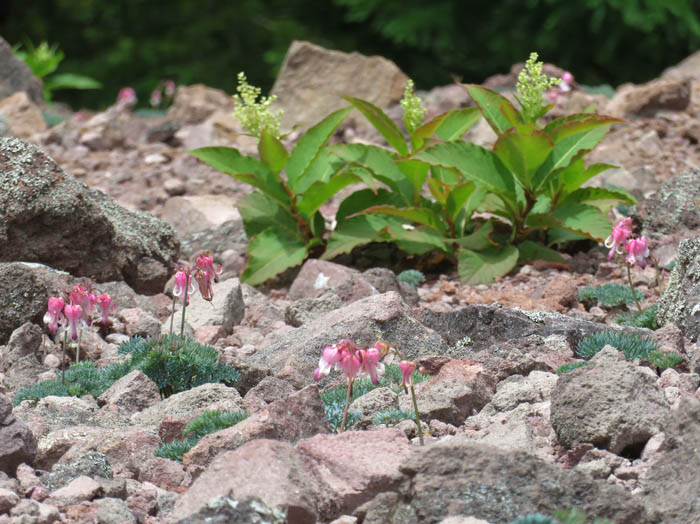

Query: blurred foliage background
[1,0,699,110]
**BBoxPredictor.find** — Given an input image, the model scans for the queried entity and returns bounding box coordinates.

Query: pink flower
[547,89,559,103]
[150,89,162,107]
[338,352,362,381]
[625,236,649,269]
[196,254,222,283]
[399,360,417,388]
[604,217,633,260]
[173,270,195,305]
[195,270,214,301]
[164,80,176,97]
[560,72,574,92]
[70,285,95,326]
[96,293,113,327]
[117,87,137,105]
[360,346,385,385]
[43,296,65,336]
[63,304,83,341]
[314,343,344,381]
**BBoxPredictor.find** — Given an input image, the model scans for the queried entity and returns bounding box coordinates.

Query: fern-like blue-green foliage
[648,351,684,371]
[555,361,593,374]
[578,283,643,308]
[154,409,249,462]
[616,304,659,330]
[118,335,240,398]
[396,269,426,287]
[373,408,415,426]
[320,362,429,432]
[509,514,556,524]
[510,508,613,524]
[13,335,240,406]
[576,331,659,361]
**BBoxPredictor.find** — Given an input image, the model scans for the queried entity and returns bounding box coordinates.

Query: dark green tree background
[1,0,698,109]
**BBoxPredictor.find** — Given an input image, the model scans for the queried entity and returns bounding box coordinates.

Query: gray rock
[97,370,161,415]
[175,496,286,524]
[94,497,138,524]
[357,439,653,524]
[248,291,448,388]
[0,37,44,105]
[657,236,700,341]
[39,451,112,492]
[285,292,343,327]
[0,322,44,391]
[0,137,179,294]
[350,387,399,429]
[550,359,669,454]
[165,277,244,335]
[0,392,37,475]
[271,40,407,132]
[636,170,700,238]
[642,396,700,523]
[0,263,55,345]
[118,307,162,338]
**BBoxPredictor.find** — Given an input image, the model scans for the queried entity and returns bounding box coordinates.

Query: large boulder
[248,291,448,388]
[642,396,700,523]
[0,37,43,105]
[0,392,37,475]
[0,322,45,391]
[0,91,47,139]
[550,354,669,455]
[271,41,408,131]
[657,236,700,341]
[0,137,179,294]
[357,439,654,524]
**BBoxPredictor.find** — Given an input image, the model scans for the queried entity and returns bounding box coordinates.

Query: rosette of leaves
[616,304,659,330]
[373,408,415,425]
[578,283,644,308]
[325,93,497,280]
[576,331,659,361]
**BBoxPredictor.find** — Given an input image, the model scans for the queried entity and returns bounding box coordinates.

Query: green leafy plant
[576,331,660,361]
[510,508,613,524]
[578,283,644,308]
[13,41,101,101]
[648,350,684,371]
[396,269,426,287]
[616,304,659,330]
[154,409,249,462]
[118,335,240,398]
[373,408,415,425]
[555,361,593,374]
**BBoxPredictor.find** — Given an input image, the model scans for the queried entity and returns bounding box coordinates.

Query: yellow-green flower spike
[400,79,426,134]
[233,72,283,139]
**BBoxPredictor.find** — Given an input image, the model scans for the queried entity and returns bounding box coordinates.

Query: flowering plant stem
[169,295,176,336]
[339,378,354,433]
[409,382,424,445]
[61,331,67,384]
[180,274,189,339]
[626,263,643,313]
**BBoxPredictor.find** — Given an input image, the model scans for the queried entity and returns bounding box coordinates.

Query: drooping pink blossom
[196,254,222,283]
[173,270,195,305]
[43,296,65,336]
[63,304,83,341]
[314,343,343,381]
[338,351,362,381]
[360,346,385,385]
[625,236,650,269]
[96,293,113,327]
[70,284,95,326]
[604,217,633,260]
[195,270,214,301]
[117,87,137,105]
[399,360,417,388]
[560,71,574,92]
[150,89,163,107]
[164,80,176,97]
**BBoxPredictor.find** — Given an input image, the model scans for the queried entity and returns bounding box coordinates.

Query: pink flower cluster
[174,254,222,303]
[150,80,176,108]
[117,87,137,105]
[605,217,649,269]
[314,339,385,384]
[547,71,575,105]
[43,284,113,340]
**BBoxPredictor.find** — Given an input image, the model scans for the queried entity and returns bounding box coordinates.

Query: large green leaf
[335,188,401,225]
[463,84,521,135]
[297,170,364,218]
[242,229,308,285]
[457,245,519,284]
[388,224,450,255]
[530,202,612,242]
[237,191,299,239]
[547,115,622,143]
[531,125,612,190]
[323,215,394,260]
[411,112,448,150]
[258,130,288,175]
[559,156,617,195]
[286,106,352,193]
[454,220,495,251]
[446,183,485,223]
[343,96,408,155]
[561,187,636,213]
[396,159,430,204]
[293,150,344,195]
[189,147,290,206]
[434,107,482,141]
[45,73,101,90]
[352,205,447,234]
[493,128,553,188]
[517,240,565,264]
[415,141,516,197]
[330,144,413,203]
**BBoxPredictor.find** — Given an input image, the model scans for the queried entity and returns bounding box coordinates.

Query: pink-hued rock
[118,307,162,338]
[176,440,319,524]
[296,429,410,521]
[48,475,101,505]
[0,91,47,139]
[288,259,377,303]
[138,457,191,492]
[15,462,41,495]
[0,488,19,514]
[0,393,37,475]
[183,385,330,478]
[194,324,226,345]
[98,369,161,415]
[399,360,496,426]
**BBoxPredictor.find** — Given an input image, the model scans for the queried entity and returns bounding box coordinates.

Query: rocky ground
[2,38,700,523]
